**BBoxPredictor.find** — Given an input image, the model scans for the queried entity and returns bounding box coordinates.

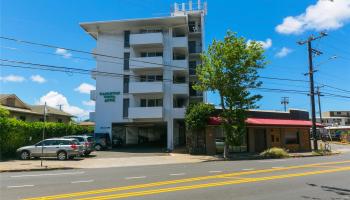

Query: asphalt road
[1,152,350,200]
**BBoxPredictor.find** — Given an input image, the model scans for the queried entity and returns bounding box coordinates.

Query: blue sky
[1,0,350,120]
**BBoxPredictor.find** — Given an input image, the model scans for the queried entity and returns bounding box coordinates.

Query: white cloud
[83,100,95,106]
[0,75,25,82]
[31,75,46,83]
[55,48,72,59]
[37,91,88,118]
[275,47,293,58]
[74,83,96,94]
[247,38,272,49]
[276,0,350,34]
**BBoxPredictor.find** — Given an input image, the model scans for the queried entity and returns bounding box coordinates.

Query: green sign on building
[99,92,120,102]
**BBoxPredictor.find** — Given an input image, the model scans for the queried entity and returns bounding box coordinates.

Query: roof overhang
[80,16,187,39]
[208,117,324,128]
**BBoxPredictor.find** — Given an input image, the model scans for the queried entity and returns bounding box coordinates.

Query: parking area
[87,146,169,158]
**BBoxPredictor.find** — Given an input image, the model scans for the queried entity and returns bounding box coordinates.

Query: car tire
[57,151,67,160]
[94,144,102,151]
[68,156,75,160]
[20,150,30,160]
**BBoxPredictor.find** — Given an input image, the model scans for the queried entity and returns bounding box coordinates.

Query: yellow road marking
[78,166,350,200]
[22,160,350,200]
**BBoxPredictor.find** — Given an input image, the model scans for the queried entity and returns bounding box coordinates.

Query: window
[148,99,155,107]
[173,76,186,83]
[124,52,130,70]
[123,75,129,93]
[189,61,197,75]
[155,99,163,107]
[156,75,163,81]
[285,131,300,144]
[140,99,147,107]
[123,98,129,118]
[140,75,147,82]
[124,31,130,48]
[140,52,163,57]
[19,116,26,121]
[147,75,155,82]
[271,135,275,142]
[57,119,62,123]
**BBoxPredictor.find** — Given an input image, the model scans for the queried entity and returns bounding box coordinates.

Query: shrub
[0,116,93,160]
[260,147,289,159]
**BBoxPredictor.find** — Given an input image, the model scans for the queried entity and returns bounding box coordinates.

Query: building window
[57,119,62,123]
[124,31,130,48]
[123,75,129,93]
[19,116,26,121]
[140,98,162,107]
[189,61,197,75]
[124,52,130,70]
[139,75,162,82]
[123,98,129,118]
[285,131,300,144]
[140,52,163,57]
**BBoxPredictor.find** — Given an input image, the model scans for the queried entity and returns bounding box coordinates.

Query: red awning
[208,117,323,127]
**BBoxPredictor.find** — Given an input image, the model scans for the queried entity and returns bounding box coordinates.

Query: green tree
[185,103,215,154]
[194,31,266,158]
[0,106,10,118]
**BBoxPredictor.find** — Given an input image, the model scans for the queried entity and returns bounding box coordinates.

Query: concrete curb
[0,167,78,173]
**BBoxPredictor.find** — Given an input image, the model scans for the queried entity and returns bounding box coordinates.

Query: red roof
[208,117,323,127]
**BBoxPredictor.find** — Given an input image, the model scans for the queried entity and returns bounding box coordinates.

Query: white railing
[129,107,163,119]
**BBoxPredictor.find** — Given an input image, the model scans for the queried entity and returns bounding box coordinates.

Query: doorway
[254,128,267,152]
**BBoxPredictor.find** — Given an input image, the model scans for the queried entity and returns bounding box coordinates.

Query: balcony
[173,107,186,119]
[129,107,163,119]
[129,82,163,94]
[173,83,188,94]
[130,56,163,70]
[171,59,188,71]
[90,90,96,101]
[172,37,187,48]
[130,32,163,47]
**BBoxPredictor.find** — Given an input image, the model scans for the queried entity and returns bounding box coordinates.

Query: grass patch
[260,147,289,159]
[312,149,333,156]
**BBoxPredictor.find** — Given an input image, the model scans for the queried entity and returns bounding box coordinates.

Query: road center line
[76,166,350,200]
[11,171,85,178]
[170,173,186,176]
[272,166,285,169]
[72,180,94,184]
[7,185,34,189]
[209,171,222,173]
[125,176,146,180]
[242,168,254,171]
[22,160,350,200]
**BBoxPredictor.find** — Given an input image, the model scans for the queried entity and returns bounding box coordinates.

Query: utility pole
[316,86,324,123]
[298,32,327,151]
[281,97,289,112]
[41,102,47,167]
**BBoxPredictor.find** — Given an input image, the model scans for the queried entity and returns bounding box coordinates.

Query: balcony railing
[130,32,163,46]
[173,107,186,119]
[173,83,188,94]
[129,107,163,119]
[189,45,202,54]
[172,36,188,48]
[130,56,163,70]
[129,81,163,94]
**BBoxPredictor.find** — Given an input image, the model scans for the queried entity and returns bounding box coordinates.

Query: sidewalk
[0,154,220,172]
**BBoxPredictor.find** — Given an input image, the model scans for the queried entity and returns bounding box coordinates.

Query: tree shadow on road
[301,183,350,200]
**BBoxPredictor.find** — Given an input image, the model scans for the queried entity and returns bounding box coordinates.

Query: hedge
[0,116,93,160]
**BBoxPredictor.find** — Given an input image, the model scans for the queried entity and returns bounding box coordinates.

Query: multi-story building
[80,1,207,150]
[317,111,350,126]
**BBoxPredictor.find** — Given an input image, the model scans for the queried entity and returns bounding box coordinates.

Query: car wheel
[84,151,91,156]
[69,156,75,160]
[20,150,30,160]
[57,151,67,160]
[94,144,102,151]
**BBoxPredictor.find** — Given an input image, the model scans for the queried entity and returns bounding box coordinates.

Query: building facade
[317,111,350,126]
[0,94,72,123]
[81,1,207,150]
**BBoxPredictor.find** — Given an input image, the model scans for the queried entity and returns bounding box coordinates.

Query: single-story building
[0,94,73,123]
[188,109,322,154]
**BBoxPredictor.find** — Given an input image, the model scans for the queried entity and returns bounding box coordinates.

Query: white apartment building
[317,111,350,127]
[80,1,207,150]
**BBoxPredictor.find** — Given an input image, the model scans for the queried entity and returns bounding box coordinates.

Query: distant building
[317,111,350,126]
[0,94,73,123]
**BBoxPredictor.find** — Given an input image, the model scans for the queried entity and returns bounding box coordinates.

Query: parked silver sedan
[16,138,83,160]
